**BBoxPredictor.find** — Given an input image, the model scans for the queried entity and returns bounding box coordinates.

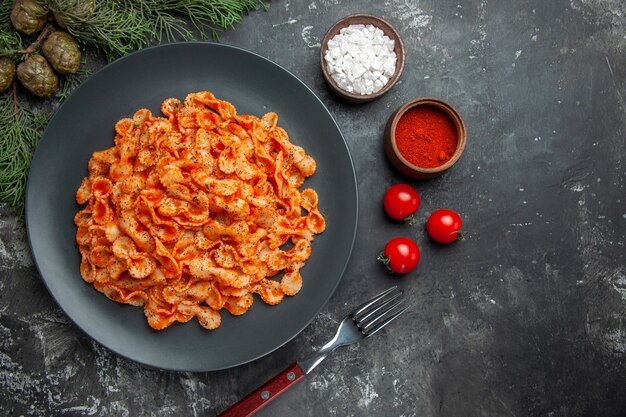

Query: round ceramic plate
[26,43,358,372]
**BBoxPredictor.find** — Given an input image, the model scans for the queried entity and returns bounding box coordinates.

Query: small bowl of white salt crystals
[321,14,405,103]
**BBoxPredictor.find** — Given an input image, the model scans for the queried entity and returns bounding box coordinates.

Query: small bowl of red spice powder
[384,97,467,179]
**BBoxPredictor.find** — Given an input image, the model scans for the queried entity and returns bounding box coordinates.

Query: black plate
[26,43,358,371]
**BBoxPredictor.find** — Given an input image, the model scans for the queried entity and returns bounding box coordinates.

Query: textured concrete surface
[1,0,625,416]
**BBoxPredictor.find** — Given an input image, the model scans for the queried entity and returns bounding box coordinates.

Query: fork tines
[350,286,408,337]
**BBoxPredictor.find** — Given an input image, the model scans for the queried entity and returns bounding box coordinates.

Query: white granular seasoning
[324,24,397,95]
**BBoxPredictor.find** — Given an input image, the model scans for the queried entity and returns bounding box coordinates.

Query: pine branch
[0,0,25,59]
[46,0,267,61]
[0,88,50,211]
[47,0,153,61]
[19,22,54,56]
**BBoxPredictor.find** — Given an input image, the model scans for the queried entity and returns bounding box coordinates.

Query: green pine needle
[57,65,91,101]
[0,0,24,58]
[0,93,50,211]
[47,0,267,61]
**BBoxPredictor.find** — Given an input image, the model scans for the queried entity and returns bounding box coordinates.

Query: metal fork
[218,286,408,417]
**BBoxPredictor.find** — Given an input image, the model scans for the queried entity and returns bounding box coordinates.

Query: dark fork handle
[217,363,306,417]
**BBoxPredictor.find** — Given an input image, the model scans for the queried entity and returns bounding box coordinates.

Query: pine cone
[10,0,48,35]
[0,57,17,93]
[51,0,96,28]
[42,31,81,75]
[17,55,58,98]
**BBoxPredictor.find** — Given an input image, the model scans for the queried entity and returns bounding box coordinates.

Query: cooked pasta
[74,91,325,330]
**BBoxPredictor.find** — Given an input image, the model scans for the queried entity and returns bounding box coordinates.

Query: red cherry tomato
[383,184,420,221]
[378,237,420,274]
[426,209,463,244]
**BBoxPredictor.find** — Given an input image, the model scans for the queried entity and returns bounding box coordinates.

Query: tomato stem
[403,214,417,226]
[376,252,393,273]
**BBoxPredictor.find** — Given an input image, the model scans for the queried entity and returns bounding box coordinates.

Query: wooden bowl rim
[320,13,405,103]
[388,97,467,173]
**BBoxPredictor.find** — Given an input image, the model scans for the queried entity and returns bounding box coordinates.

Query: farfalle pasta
[74,91,325,330]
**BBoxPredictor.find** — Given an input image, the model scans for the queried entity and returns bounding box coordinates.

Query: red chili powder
[394,105,458,168]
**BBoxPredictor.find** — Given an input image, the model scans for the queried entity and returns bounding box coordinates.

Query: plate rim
[25,41,359,372]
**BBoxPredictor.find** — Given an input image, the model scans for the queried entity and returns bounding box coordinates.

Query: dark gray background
[1,0,625,416]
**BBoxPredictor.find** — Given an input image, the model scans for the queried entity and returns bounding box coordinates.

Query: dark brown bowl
[384,97,467,179]
[321,14,405,103]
